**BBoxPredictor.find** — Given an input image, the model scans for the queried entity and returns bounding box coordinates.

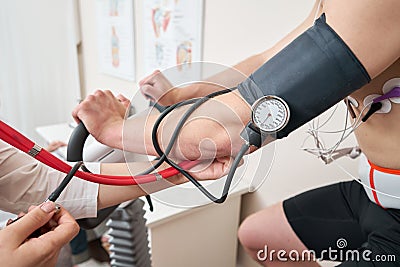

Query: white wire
[301,100,372,162]
[313,104,338,130]
[302,104,339,151]
[313,101,367,135]
[307,104,339,133]
[324,103,351,158]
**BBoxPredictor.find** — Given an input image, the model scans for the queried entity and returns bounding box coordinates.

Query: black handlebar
[67,123,89,162]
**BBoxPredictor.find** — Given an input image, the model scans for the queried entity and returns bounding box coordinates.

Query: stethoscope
[0,120,198,185]
[127,88,290,203]
[0,88,291,205]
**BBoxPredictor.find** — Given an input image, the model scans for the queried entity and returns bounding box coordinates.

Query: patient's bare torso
[351,59,400,169]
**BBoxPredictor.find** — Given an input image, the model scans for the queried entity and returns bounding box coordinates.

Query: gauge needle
[262,113,272,124]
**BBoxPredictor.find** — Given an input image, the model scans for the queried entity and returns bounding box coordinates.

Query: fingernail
[40,201,56,213]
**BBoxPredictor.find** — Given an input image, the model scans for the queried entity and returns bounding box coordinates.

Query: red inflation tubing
[0,120,199,185]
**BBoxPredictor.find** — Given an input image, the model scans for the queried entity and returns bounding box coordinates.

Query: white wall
[78,1,358,266]
[0,0,81,142]
[79,0,146,110]
[78,0,315,109]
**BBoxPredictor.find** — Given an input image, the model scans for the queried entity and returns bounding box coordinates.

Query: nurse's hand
[139,70,178,106]
[72,90,129,149]
[0,202,79,267]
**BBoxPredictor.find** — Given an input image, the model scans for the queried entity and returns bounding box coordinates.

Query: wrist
[180,83,202,101]
[169,173,187,185]
[100,119,124,150]
[159,88,180,106]
[165,84,200,104]
[157,162,187,185]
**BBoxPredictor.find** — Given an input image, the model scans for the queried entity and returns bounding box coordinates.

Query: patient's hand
[72,90,128,149]
[139,70,178,106]
[184,156,236,181]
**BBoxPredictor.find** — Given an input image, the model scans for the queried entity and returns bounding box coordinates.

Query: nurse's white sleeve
[0,141,98,219]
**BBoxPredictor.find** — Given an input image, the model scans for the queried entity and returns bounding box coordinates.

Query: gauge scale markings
[251,96,290,133]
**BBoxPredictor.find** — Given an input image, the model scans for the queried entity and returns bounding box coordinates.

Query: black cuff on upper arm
[238,14,370,139]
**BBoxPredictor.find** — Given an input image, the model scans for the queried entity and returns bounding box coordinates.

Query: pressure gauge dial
[251,96,290,133]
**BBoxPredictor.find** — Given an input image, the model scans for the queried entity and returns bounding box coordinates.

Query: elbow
[176,126,233,160]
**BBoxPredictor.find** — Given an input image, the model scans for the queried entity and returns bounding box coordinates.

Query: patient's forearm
[120,90,251,160]
[97,161,186,210]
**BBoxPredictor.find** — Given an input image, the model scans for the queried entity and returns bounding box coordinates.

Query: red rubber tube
[0,120,199,185]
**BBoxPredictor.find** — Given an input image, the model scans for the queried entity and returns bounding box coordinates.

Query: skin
[72,89,251,160]
[0,202,79,267]
[96,157,234,210]
[350,59,400,169]
[45,141,67,153]
[80,93,235,210]
[0,93,233,266]
[72,0,400,266]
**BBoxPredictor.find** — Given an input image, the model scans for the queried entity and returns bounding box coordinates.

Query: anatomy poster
[96,0,136,80]
[142,0,204,79]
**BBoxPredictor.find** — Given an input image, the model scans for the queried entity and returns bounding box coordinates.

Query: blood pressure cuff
[237,14,371,139]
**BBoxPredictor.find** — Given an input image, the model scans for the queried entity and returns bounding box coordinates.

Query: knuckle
[93,90,104,96]
[104,90,113,96]
[86,95,95,102]
[71,222,80,236]
[26,212,46,227]
[46,237,59,250]
[79,104,90,113]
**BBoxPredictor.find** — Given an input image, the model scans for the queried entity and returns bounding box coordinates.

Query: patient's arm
[73,2,323,155]
[96,157,233,209]
[73,0,400,162]
[97,161,181,210]
[72,89,251,159]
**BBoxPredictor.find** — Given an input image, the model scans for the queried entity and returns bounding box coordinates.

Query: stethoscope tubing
[0,120,199,185]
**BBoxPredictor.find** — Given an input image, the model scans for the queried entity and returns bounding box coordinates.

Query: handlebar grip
[67,122,118,229]
[67,123,89,162]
